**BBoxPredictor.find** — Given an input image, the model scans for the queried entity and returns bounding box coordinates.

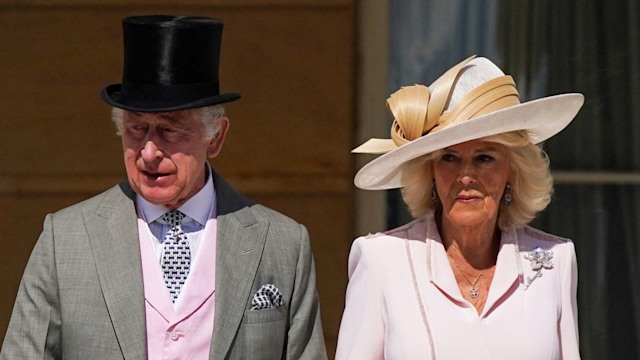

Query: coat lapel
[209,171,268,359]
[417,214,522,316]
[84,181,147,359]
[422,217,465,303]
[481,229,521,317]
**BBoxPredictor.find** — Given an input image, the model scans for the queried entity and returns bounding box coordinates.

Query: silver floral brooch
[523,246,553,290]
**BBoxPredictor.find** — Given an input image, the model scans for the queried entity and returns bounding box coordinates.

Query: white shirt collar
[136,164,216,226]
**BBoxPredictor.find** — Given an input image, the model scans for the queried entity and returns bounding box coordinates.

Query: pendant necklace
[448,254,484,298]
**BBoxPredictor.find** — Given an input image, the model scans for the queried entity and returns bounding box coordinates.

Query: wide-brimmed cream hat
[353,55,584,190]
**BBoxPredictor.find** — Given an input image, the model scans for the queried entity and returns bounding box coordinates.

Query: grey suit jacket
[0,172,327,359]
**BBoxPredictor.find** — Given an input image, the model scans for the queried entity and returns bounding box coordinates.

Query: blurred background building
[1,1,638,358]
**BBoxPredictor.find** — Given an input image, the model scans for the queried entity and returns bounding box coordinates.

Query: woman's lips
[457,198,480,203]
[456,192,482,202]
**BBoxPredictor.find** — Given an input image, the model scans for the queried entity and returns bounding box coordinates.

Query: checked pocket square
[250,284,285,310]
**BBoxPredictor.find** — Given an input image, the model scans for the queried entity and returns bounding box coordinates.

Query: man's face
[121,109,227,209]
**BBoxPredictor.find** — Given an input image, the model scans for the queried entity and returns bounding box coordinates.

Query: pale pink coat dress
[336,212,579,360]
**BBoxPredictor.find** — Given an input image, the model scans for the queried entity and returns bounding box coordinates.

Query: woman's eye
[476,154,495,163]
[440,153,458,162]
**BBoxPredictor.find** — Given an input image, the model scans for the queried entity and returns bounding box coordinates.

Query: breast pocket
[233,305,288,359]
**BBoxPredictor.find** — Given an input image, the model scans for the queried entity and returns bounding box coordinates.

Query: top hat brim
[100,83,241,112]
[353,93,585,190]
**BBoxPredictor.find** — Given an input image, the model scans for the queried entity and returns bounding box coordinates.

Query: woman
[335,56,583,359]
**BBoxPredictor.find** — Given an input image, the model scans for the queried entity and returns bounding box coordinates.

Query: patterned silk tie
[161,210,191,303]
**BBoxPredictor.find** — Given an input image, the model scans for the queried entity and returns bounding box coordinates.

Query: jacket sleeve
[559,240,580,359]
[335,236,385,360]
[285,224,328,360]
[0,214,62,360]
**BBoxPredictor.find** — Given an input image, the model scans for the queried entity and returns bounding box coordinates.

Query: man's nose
[141,139,163,162]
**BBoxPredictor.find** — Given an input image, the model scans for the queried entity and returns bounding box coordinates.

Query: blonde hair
[400,130,553,231]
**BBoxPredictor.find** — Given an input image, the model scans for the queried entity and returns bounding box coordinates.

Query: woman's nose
[457,175,476,185]
[457,161,477,185]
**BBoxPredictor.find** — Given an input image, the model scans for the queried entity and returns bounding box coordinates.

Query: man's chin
[136,188,181,208]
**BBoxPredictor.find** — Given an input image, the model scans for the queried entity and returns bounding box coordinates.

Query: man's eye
[127,123,146,131]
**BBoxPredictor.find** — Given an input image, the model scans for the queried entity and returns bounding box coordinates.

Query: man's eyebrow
[157,113,188,123]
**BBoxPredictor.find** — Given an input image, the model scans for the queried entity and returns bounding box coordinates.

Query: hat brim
[100,84,241,112]
[354,93,585,190]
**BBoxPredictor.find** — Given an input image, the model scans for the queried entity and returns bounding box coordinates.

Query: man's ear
[206,117,229,158]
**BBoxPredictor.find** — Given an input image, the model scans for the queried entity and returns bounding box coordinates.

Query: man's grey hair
[111,105,226,140]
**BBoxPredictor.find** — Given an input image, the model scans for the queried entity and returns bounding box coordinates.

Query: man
[1,15,327,359]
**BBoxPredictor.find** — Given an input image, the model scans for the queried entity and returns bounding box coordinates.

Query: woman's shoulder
[358,217,429,242]
[518,225,572,245]
[348,218,430,275]
[516,226,576,260]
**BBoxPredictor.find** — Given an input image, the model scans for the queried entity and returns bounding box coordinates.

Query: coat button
[170,331,180,341]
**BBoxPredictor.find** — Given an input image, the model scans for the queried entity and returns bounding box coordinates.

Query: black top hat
[100,15,241,112]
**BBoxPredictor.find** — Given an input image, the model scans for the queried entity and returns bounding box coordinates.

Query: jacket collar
[414,213,523,317]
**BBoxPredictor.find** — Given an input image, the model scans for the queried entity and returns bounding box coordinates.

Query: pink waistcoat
[138,215,217,359]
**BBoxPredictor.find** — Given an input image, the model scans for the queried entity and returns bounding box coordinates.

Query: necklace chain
[447,253,484,299]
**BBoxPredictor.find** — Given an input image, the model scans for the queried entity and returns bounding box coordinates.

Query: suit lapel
[209,172,268,359]
[84,181,147,359]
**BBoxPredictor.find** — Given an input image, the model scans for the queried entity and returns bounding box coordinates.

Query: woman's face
[433,140,510,228]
